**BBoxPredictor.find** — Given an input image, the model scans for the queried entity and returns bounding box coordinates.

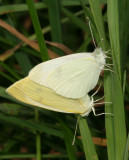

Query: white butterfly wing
[29,53,91,86]
[29,53,102,99]
[46,58,101,99]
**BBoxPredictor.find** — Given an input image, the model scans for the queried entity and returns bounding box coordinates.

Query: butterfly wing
[6,79,64,112]
[46,58,101,99]
[29,53,102,99]
[29,53,91,86]
[6,77,88,114]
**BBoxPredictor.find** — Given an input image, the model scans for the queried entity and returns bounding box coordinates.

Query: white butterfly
[29,48,107,99]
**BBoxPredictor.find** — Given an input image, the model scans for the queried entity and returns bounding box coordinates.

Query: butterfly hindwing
[7,77,89,114]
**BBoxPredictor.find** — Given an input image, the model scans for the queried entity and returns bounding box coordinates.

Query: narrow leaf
[26,0,49,61]
[79,117,98,160]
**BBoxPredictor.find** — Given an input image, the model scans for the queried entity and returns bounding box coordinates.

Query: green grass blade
[85,0,115,159]
[0,112,63,138]
[119,0,129,73]
[111,73,126,160]
[107,0,121,79]
[47,0,63,54]
[0,154,68,159]
[104,73,115,160]
[79,117,98,160]
[77,37,91,52]
[89,0,127,159]
[55,115,77,160]
[15,52,33,76]
[79,0,100,45]
[123,70,126,96]
[60,124,77,160]
[0,61,21,80]
[88,0,108,49]
[62,7,89,32]
[124,133,129,160]
[35,109,41,160]
[63,133,76,159]
[47,0,62,43]
[26,0,49,61]
[0,3,47,14]
[61,0,107,6]
[107,0,126,159]
[0,71,16,83]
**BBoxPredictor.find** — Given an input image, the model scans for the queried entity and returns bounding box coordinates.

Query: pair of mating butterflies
[6,47,109,117]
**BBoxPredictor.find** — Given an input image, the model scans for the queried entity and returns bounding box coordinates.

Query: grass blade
[104,73,115,160]
[25,2,49,159]
[79,116,98,160]
[0,61,21,80]
[111,73,126,160]
[0,112,63,138]
[79,0,100,45]
[47,0,62,43]
[0,71,16,83]
[107,0,126,159]
[62,7,89,32]
[0,3,47,14]
[55,114,78,160]
[0,154,68,159]
[85,1,115,159]
[15,51,33,76]
[88,0,108,49]
[123,70,126,96]
[47,0,63,55]
[35,109,41,160]
[107,0,121,79]
[119,0,129,73]
[26,0,49,61]
[124,133,129,160]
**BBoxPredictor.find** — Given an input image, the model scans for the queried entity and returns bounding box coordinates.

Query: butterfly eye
[94,48,104,57]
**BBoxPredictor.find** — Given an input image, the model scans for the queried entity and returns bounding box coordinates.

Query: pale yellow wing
[6,77,91,114]
[6,79,66,113]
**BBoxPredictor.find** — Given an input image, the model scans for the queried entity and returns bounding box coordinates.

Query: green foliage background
[0,0,129,160]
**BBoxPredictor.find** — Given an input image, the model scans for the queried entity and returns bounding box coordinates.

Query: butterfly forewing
[29,53,102,99]
[46,58,101,99]
[29,53,91,86]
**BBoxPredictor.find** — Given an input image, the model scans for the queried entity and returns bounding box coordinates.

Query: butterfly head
[93,47,106,57]
[93,48,106,67]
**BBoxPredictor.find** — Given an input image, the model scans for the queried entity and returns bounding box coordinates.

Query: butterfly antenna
[72,116,80,145]
[96,38,104,48]
[104,48,113,54]
[86,17,97,48]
